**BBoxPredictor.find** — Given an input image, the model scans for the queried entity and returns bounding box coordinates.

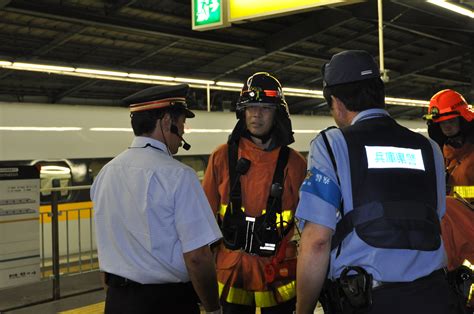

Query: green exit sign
[192,0,229,31]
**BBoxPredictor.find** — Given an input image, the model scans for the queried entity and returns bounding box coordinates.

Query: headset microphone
[170,125,191,150]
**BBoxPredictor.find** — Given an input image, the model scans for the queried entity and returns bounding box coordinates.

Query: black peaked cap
[123,84,195,118]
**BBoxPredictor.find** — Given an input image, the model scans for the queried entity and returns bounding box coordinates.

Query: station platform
[1,271,324,313]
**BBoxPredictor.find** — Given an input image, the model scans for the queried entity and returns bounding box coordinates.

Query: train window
[176,156,207,181]
[39,164,72,198]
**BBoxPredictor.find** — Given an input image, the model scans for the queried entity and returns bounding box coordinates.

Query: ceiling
[0,0,472,119]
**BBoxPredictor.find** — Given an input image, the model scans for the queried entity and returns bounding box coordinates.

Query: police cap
[123,84,195,118]
[322,50,380,87]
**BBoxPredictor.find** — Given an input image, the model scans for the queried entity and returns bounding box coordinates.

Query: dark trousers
[367,271,451,314]
[324,269,452,314]
[222,298,296,314]
[104,275,200,314]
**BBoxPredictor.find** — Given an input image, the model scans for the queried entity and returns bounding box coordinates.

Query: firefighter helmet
[236,72,289,119]
[424,89,474,147]
[229,72,294,146]
[425,89,473,123]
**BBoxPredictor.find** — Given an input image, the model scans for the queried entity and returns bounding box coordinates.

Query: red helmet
[425,89,473,123]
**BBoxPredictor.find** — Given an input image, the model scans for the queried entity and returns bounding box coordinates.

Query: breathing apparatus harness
[220,142,292,258]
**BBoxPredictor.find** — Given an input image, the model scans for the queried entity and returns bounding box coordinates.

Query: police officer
[91,84,223,314]
[295,50,450,314]
[202,72,307,313]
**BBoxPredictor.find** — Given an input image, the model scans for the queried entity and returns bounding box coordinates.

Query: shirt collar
[130,136,169,154]
[351,108,390,125]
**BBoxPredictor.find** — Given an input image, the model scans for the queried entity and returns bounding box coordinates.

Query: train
[0,102,428,273]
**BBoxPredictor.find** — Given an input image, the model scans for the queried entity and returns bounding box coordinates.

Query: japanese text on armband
[300,167,341,208]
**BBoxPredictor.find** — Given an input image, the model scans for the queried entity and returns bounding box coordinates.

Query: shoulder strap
[266,146,290,214]
[228,142,242,211]
[320,129,344,257]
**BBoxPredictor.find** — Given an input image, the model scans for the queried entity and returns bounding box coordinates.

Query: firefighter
[202,72,307,313]
[425,89,474,189]
[425,89,474,313]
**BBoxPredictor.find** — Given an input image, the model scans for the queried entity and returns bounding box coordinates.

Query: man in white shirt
[91,84,222,314]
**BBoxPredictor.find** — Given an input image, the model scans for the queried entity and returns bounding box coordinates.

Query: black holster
[320,266,373,314]
[447,266,473,313]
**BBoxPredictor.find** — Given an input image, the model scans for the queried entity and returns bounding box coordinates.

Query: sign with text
[192,0,229,31]
[0,166,40,289]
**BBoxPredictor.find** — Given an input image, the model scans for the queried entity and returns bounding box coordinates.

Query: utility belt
[320,267,446,314]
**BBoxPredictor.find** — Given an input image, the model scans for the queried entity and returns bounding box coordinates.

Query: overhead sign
[192,0,229,31]
[229,0,348,22]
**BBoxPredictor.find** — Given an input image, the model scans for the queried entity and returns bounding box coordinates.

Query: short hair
[323,77,385,112]
[131,107,184,136]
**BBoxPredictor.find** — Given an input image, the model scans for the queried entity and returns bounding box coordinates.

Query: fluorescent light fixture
[128,73,174,81]
[75,68,129,77]
[0,59,432,107]
[427,0,474,18]
[385,97,429,107]
[216,81,244,88]
[13,62,75,72]
[89,127,133,132]
[175,77,215,85]
[283,87,324,95]
[0,126,82,131]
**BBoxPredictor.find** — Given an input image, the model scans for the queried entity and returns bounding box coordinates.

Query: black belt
[105,272,191,288]
[372,268,446,290]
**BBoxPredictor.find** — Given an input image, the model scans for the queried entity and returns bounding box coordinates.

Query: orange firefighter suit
[444,142,474,188]
[202,137,306,308]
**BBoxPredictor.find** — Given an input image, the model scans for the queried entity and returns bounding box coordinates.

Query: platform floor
[1,271,324,314]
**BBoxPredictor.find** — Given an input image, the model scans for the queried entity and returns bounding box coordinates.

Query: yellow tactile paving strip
[59,302,104,314]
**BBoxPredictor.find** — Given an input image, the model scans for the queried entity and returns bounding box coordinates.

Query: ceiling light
[75,68,129,77]
[175,77,215,85]
[427,0,474,18]
[13,62,75,72]
[216,81,244,88]
[0,59,432,108]
[385,97,429,107]
[128,73,175,81]
[283,87,324,95]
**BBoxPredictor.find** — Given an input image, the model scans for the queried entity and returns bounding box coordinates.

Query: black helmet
[229,72,294,146]
[236,72,289,119]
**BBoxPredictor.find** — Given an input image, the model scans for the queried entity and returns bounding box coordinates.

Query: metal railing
[39,180,98,300]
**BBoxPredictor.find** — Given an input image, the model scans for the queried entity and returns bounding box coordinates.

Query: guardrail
[40,180,97,300]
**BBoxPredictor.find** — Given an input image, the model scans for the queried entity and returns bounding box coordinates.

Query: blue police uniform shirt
[296,109,447,282]
[91,136,222,284]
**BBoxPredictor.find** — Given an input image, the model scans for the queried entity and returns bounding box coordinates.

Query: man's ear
[331,96,344,116]
[160,112,172,132]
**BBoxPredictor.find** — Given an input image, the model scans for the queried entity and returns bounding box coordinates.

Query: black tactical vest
[331,116,441,251]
